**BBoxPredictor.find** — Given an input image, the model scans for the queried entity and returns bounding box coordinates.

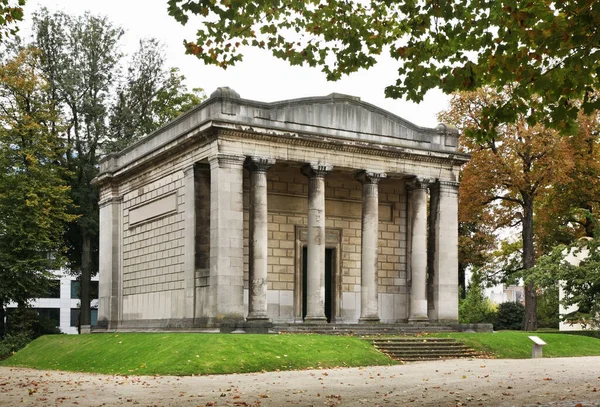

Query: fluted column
[301,163,333,322]
[430,180,460,321]
[407,177,433,322]
[356,171,386,323]
[245,156,275,321]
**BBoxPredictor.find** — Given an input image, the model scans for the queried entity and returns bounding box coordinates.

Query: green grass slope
[436,331,600,359]
[0,333,396,375]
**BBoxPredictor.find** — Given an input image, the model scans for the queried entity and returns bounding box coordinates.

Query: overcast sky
[21,0,450,128]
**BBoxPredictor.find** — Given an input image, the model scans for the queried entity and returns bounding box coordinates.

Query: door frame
[294,226,342,323]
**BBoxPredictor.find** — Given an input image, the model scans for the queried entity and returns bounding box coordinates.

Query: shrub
[537,285,560,329]
[495,301,525,330]
[0,332,31,359]
[459,273,497,324]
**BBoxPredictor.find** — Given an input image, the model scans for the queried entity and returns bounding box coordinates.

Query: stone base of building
[92,320,493,335]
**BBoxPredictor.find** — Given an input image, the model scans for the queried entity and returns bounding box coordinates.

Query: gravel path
[1,357,600,406]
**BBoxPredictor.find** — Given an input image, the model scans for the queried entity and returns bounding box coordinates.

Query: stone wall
[121,171,186,320]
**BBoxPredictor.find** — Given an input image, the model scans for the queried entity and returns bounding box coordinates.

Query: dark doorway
[302,247,334,322]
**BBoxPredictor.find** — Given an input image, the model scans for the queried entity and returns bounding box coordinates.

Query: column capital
[301,163,333,178]
[208,153,245,169]
[406,176,435,191]
[99,196,122,208]
[437,180,460,193]
[356,170,387,184]
[183,164,195,177]
[245,156,276,172]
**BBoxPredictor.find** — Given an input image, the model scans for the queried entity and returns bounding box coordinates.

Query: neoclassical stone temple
[94,87,468,331]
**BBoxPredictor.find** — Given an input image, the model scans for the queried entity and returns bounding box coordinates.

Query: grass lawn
[433,331,600,359]
[0,333,396,375]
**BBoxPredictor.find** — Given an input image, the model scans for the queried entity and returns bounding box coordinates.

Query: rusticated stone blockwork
[94,87,468,330]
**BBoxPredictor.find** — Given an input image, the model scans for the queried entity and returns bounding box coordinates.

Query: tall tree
[33,9,123,328]
[457,210,495,298]
[0,0,25,41]
[536,110,600,249]
[30,9,205,328]
[107,38,205,152]
[440,87,573,330]
[167,0,600,138]
[0,47,75,336]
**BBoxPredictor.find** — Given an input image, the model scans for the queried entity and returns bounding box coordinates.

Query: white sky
[21,0,449,128]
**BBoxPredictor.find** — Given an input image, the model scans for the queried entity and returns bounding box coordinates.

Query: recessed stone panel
[129,193,178,227]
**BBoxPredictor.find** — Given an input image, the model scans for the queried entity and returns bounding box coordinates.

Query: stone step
[368,337,479,361]
[394,355,476,361]
[375,345,473,352]
[272,323,457,336]
[371,338,459,343]
[382,349,478,356]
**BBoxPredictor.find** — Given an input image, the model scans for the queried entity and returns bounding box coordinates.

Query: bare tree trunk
[523,282,538,330]
[80,229,91,327]
[458,263,467,299]
[522,196,538,331]
[0,299,5,338]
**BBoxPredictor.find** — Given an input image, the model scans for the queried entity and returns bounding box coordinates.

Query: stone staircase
[369,337,479,361]
[272,323,456,336]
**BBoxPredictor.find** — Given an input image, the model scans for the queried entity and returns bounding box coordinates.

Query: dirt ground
[1,357,600,406]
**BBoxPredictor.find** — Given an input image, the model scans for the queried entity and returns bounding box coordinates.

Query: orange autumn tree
[439,87,574,331]
[536,110,600,249]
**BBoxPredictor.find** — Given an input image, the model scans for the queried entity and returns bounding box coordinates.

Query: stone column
[245,156,275,321]
[429,180,460,321]
[301,163,333,322]
[356,171,386,323]
[407,177,432,322]
[208,154,246,322]
[98,187,121,330]
[183,165,197,322]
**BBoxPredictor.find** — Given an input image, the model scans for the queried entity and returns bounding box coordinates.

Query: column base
[408,316,430,323]
[359,316,380,324]
[246,313,271,322]
[304,316,328,324]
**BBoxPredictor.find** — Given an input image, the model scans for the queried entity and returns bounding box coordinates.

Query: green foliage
[29,9,205,326]
[0,333,396,375]
[537,285,560,329]
[494,302,525,331]
[0,47,76,308]
[459,273,497,324]
[32,8,125,326]
[0,0,25,41]
[106,38,205,152]
[168,0,600,138]
[0,332,30,359]
[433,331,600,359]
[531,238,600,328]
[0,307,61,359]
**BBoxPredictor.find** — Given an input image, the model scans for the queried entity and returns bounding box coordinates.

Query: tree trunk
[0,299,5,338]
[80,229,91,328]
[458,263,467,299]
[522,196,538,331]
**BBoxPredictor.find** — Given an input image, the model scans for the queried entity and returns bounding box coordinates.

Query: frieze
[216,129,467,165]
